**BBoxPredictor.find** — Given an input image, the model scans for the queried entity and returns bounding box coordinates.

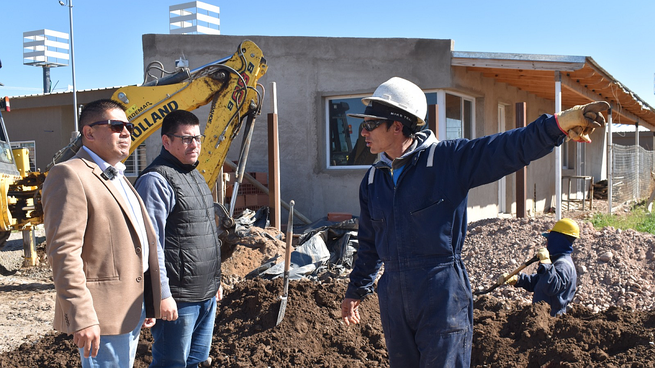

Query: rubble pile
[465,215,655,312]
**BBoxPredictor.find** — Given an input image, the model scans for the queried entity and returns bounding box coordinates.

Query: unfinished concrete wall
[142,34,453,222]
[141,34,608,223]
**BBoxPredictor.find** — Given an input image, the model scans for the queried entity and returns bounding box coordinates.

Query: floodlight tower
[22,29,69,94]
[169,1,220,35]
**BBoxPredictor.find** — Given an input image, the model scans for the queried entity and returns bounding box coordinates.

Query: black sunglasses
[361,119,389,132]
[88,120,134,134]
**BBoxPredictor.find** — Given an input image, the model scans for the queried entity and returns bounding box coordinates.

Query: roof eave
[452,51,587,72]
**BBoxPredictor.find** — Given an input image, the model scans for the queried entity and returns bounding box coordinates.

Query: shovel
[276,200,295,326]
[473,253,539,296]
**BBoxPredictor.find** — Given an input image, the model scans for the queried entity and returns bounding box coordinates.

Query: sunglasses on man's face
[167,134,205,145]
[88,120,134,134]
[361,119,389,132]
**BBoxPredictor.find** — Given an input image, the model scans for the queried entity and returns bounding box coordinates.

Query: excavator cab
[0,97,20,178]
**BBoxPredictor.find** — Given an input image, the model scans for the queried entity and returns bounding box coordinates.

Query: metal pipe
[43,66,51,93]
[635,121,640,201]
[61,0,78,132]
[554,72,562,220]
[608,108,613,214]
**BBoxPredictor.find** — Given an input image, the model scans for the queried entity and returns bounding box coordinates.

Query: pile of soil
[1,201,655,367]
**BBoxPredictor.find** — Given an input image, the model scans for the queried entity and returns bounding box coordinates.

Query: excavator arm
[119,39,267,188]
[50,40,267,187]
[4,40,267,255]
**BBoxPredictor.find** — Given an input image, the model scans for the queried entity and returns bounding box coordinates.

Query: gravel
[464,204,655,313]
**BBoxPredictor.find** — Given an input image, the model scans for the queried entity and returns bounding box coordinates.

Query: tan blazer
[43,148,161,335]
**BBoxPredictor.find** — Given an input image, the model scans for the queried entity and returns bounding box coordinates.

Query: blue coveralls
[345,114,566,368]
[515,231,578,316]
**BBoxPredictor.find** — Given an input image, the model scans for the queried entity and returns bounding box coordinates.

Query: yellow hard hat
[549,218,580,238]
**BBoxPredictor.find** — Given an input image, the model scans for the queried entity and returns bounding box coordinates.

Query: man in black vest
[135,110,222,367]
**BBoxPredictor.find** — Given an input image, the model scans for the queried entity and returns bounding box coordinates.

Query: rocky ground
[0,200,654,367]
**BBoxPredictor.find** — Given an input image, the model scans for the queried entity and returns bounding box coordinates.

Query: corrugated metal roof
[7,86,125,99]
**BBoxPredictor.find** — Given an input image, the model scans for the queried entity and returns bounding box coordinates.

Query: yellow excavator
[0,40,268,264]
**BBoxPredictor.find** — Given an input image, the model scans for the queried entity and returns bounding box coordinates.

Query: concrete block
[245,194,259,207]
[234,195,245,209]
[255,172,268,185]
[257,194,269,206]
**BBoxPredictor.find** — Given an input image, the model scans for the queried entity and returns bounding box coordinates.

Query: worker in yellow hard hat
[503,218,580,316]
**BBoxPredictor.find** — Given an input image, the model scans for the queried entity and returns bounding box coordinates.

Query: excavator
[0,39,268,264]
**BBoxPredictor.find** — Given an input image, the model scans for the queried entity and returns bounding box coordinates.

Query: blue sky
[2,0,654,107]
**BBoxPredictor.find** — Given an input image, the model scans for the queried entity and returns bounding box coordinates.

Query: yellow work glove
[555,101,610,143]
[497,273,519,286]
[537,247,551,264]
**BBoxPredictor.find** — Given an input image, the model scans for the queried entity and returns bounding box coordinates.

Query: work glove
[555,101,610,143]
[537,247,551,264]
[497,273,518,286]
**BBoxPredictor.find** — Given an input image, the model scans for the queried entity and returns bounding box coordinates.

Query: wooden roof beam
[560,73,645,125]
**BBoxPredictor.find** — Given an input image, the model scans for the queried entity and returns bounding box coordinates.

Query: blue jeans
[150,297,217,368]
[79,305,145,368]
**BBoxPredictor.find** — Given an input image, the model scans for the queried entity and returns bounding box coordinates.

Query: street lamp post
[60,0,78,133]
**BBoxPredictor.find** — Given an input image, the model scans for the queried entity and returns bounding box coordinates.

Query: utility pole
[60,0,79,133]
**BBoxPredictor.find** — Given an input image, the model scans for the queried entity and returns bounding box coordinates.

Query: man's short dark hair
[161,110,200,137]
[79,99,125,127]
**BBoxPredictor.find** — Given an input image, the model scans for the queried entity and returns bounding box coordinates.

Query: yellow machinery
[0,96,46,265]
[0,40,268,264]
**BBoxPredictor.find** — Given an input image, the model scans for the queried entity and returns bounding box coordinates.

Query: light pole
[59,0,78,133]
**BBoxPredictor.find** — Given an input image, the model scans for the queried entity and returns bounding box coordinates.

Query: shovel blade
[276,296,288,326]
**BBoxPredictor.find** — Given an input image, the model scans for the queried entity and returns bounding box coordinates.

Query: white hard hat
[349,77,427,127]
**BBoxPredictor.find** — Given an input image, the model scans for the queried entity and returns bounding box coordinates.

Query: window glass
[445,93,474,140]
[446,94,462,140]
[11,141,36,171]
[464,99,472,139]
[426,92,437,106]
[124,144,147,176]
[563,140,574,170]
[0,127,14,165]
[328,97,378,167]
[326,92,439,168]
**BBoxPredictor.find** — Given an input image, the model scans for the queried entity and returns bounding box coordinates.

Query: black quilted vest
[140,148,220,302]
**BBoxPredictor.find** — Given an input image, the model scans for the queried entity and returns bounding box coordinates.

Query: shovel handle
[282,201,294,295]
[505,254,539,279]
[474,254,539,295]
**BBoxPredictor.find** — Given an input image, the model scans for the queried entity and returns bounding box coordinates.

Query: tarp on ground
[243,214,359,280]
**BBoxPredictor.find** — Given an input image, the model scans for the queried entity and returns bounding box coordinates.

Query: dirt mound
[207,278,387,367]
[0,278,388,368]
[2,280,654,368]
[2,203,655,367]
[473,296,655,367]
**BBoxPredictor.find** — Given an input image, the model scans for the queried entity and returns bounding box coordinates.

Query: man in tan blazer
[42,99,162,368]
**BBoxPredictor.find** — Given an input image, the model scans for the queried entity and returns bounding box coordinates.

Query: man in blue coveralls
[503,218,580,317]
[340,77,609,368]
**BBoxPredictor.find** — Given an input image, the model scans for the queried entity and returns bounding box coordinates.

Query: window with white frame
[326,91,440,169]
[444,92,473,140]
[11,140,36,172]
[124,144,147,177]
